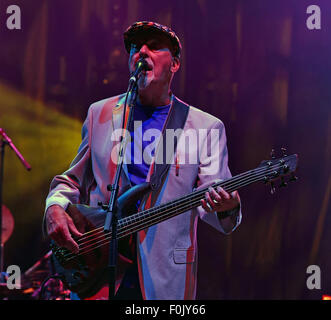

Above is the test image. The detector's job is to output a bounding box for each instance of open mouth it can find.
[145,64,153,71]
[141,65,153,76]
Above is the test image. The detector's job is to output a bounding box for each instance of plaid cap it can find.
[124,21,182,58]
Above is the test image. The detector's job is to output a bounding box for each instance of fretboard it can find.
[115,165,267,239]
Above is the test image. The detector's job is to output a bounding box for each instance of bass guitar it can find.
[50,152,298,299]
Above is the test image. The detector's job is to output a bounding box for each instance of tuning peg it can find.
[270,181,276,194]
[289,174,298,182]
[270,149,276,159]
[279,177,287,188]
[281,147,287,157]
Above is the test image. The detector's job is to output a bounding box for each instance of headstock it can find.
[258,148,298,194]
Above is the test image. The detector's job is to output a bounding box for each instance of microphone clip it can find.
[129,58,148,87]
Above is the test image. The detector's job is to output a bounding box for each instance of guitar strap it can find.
[149,96,190,191]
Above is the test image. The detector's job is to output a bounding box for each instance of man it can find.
[44,21,242,300]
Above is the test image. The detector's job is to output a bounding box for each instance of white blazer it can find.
[45,94,242,300]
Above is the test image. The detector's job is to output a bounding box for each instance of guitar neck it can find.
[115,165,266,239]
[55,154,296,267]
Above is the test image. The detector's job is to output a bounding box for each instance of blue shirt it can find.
[126,101,171,186]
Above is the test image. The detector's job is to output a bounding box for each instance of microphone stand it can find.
[0,128,31,281]
[103,75,139,300]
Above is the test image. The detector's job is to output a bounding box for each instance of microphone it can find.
[129,58,148,85]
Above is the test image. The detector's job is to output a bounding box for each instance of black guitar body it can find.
[48,154,298,299]
[50,182,151,299]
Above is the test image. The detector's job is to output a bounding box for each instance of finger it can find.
[67,216,83,238]
[51,228,71,250]
[46,209,80,254]
[205,191,217,211]
[47,221,67,246]
[201,199,213,212]
[216,186,231,200]
[231,190,239,200]
[59,225,80,254]
[208,187,222,202]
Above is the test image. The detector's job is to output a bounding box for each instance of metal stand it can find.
[0,139,7,278]
[103,81,139,300]
[0,129,31,281]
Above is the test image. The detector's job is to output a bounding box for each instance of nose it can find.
[138,44,150,58]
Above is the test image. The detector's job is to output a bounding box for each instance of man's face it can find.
[128,31,179,90]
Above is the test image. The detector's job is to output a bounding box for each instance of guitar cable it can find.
[38,273,64,300]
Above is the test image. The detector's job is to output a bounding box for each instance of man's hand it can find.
[201,186,240,213]
[45,205,83,254]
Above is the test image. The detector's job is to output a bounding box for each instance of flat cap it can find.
[124,21,182,58]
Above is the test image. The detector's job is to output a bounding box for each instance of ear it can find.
[170,57,180,73]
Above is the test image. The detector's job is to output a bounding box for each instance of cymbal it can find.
[1,205,14,243]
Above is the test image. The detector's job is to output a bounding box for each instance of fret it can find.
[57,154,298,268]
[116,168,267,237]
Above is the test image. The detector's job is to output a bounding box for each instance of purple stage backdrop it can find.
[0,0,330,300]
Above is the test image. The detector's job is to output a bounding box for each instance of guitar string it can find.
[74,160,285,245]
[70,161,280,249]
[63,171,270,262]
[61,162,288,262]
[76,168,271,251]
[62,161,287,260]
[73,163,263,243]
